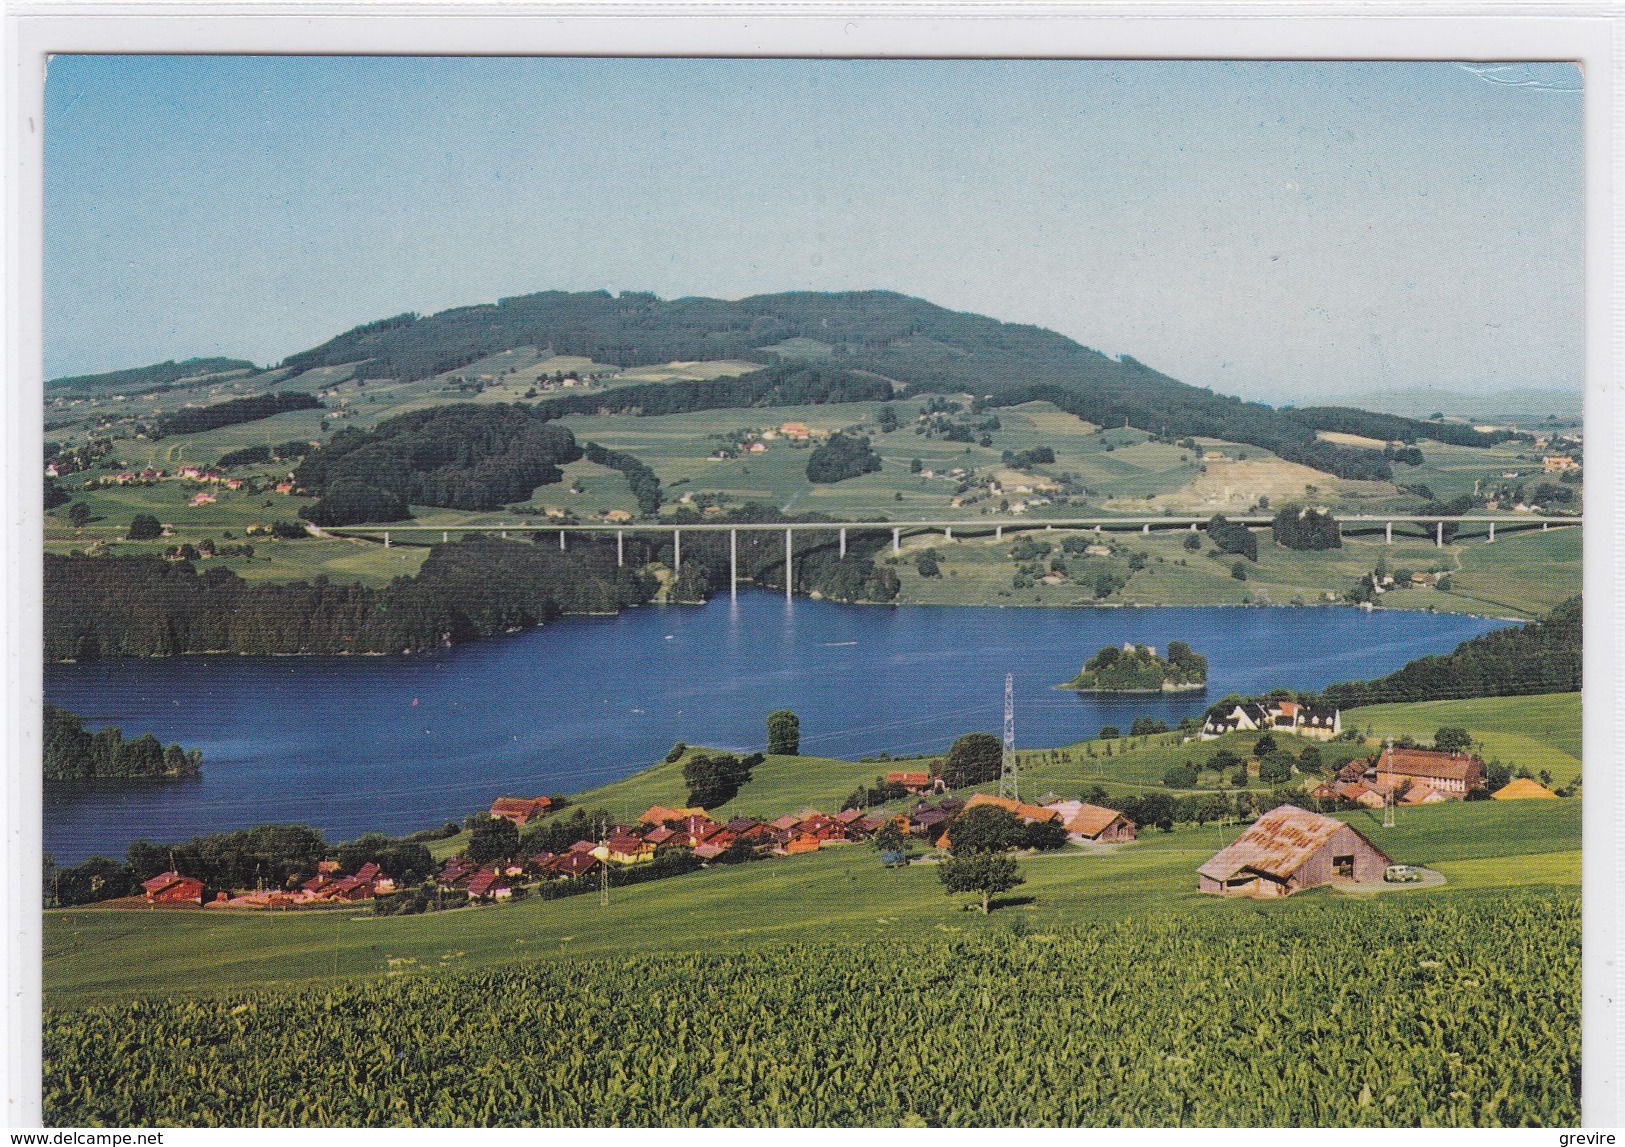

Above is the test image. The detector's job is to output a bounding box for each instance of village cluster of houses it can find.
[135,859,399,910]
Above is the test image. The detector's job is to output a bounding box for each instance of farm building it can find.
[1198,805,1391,898]
[1043,800,1137,842]
[1373,745,1485,798]
[141,871,204,904]
[489,795,553,826]
[637,804,706,826]
[1493,777,1560,801]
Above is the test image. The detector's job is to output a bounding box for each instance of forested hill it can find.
[1322,597,1581,708]
[271,289,1396,481]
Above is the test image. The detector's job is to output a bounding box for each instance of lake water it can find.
[43,595,1511,863]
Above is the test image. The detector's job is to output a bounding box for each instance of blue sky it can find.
[44,56,1582,401]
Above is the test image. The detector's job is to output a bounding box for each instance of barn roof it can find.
[1377,745,1483,782]
[1055,801,1132,838]
[1493,777,1560,801]
[1198,805,1385,882]
[141,870,192,893]
[964,792,1060,824]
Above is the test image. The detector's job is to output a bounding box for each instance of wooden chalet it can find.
[886,770,943,795]
[1043,800,1136,843]
[1333,781,1385,810]
[489,796,554,826]
[527,851,559,875]
[552,852,602,879]
[141,871,204,904]
[643,825,680,848]
[1373,745,1486,798]
[1198,805,1390,897]
[693,841,729,861]
[602,832,655,864]
[465,868,513,901]
[795,813,848,843]
[783,832,821,855]
[675,814,723,847]
[962,793,1060,824]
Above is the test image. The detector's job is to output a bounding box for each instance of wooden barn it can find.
[1198,805,1391,898]
[1373,745,1485,799]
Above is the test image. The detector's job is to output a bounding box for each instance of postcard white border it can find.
[3,3,1619,1133]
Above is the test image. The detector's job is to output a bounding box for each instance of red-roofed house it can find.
[886,771,943,795]
[643,825,680,848]
[465,868,512,902]
[552,852,602,880]
[141,871,204,904]
[489,796,553,826]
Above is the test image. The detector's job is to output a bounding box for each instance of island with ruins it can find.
[1061,641,1208,693]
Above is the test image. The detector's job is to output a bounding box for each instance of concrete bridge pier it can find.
[1142,523,1150,534]
[617,531,624,567]
[442,530,449,543]
[995,526,1003,541]
[1190,522,1198,531]
[501,529,508,539]
[559,530,566,551]
[384,531,390,549]
[729,529,738,598]
[1385,521,1392,545]
[785,528,794,600]
[944,526,953,541]
[839,527,846,558]
[892,527,900,554]
[1488,521,1495,542]
[674,529,681,570]
[1436,521,1444,547]
[1543,521,1550,532]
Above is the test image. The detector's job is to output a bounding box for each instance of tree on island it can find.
[766,710,800,756]
[1068,642,1206,692]
[936,731,1004,788]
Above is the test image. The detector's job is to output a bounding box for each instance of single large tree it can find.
[937,731,1004,788]
[946,805,1025,855]
[938,852,1024,914]
[766,709,800,756]
[127,513,161,540]
[1435,726,1473,754]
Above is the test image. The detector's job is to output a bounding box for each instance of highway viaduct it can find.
[314,513,1582,601]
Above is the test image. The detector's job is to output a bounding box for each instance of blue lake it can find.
[43,594,1511,864]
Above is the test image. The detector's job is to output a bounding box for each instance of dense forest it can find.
[1323,597,1581,707]
[46,357,255,397]
[581,442,662,516]
[531,361,893,420]
[267,289,1397,482]
[154,391,321,437]
[45,511,901,659]
[43,704,201,781]
[1282,406,1513,448]
[294,404,583,523]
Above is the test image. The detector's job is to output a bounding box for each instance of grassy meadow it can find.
[41,793,1579,1010]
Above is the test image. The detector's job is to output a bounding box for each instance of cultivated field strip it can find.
[44,889,1578,1127]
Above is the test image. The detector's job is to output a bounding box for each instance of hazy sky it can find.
[44,56,1583,401]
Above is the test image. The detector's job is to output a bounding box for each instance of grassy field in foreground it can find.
[44,889,1578,1127]
[1347,693,1581,786]
[42,795,1579,1009]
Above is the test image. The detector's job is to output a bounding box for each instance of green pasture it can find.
[1346,692,1582,786]
[41,793,1579,1009]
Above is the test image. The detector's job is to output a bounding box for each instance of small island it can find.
[1061,641,1208,693]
